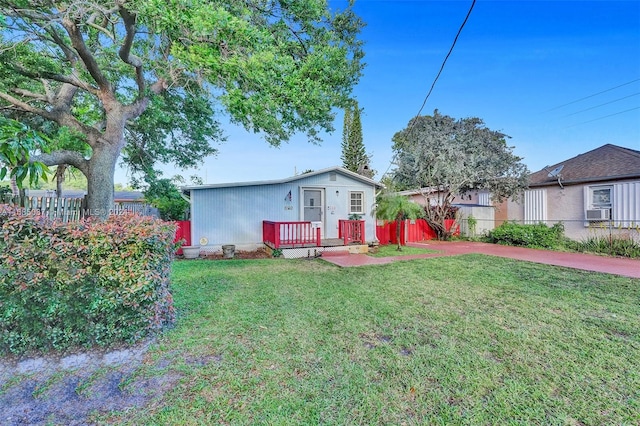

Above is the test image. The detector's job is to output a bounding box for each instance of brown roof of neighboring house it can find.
[529,144,640,187]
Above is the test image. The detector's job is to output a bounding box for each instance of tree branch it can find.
[0,90,102,145]
[61,16,112,96]
[11,88,48,102]
[118,6,145,98]
[11,63,98,95]
[31,150,89,176]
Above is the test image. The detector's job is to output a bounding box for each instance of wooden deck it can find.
[263,220,366,249]
[271,238,364,249]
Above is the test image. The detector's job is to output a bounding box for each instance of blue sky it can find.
[120,0,640,185]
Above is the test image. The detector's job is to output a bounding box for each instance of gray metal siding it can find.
[190,170,379,247]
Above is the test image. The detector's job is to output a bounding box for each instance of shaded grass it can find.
[107,255,640,425]
[367,244,439,257]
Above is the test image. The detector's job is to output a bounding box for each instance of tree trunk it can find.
[85,144,119,220]
[396,216,403,250]
[55,165,66,198]
[10,174,19,196]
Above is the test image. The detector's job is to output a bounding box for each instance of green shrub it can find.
[0,206,177,355]
[572,235,640,258]
[488,222,564,249]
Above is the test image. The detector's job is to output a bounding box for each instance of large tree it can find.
[340,100,372,177]
[0,0,364,218]
[392,110,529,239]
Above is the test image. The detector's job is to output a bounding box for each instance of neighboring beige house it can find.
[507,144,640,240]
[398,188,501,237]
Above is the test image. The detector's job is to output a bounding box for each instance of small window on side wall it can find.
[585,185,613,223]
[349,191,364,215]
[590,186,612,209]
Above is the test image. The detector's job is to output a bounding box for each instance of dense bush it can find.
[0,206,177,355]
[488,222,565,249]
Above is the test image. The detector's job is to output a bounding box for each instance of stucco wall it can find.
[456,205,495,237]
[507,179,640,240]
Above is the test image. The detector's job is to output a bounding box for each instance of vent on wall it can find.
[586,209,611,221]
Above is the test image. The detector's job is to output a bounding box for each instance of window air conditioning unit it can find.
[585,209,610,221]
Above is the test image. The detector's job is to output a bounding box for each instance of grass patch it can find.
[105,256,640,424]
[368,244,439,257]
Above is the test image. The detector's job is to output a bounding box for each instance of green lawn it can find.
[109,255,640,425]
[367,244,439,257]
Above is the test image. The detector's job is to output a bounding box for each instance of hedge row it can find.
[0,206,177,355]
[488,221,565,249]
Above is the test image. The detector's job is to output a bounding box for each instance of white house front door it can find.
[303,189,324,238]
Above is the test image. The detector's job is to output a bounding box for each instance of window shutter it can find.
[612,182,640,227]
[524,189,547,224]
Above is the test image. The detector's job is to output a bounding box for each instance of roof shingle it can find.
[529,144,640,187]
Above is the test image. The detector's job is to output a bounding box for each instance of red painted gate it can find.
[174,220,191,254]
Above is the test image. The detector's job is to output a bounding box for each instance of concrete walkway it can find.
[320,241,640,279]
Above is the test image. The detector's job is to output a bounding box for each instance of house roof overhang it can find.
[181,166,384,191]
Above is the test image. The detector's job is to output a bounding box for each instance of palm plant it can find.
[375,193,424,250]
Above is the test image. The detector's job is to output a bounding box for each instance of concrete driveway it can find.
[321,241,640,279]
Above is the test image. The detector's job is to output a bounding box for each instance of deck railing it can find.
[338,220,365,245]
[263,221,321,249]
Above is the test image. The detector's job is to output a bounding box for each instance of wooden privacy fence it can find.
[1,195,84,223]
[376,219,459,245]
[1,195,158,222]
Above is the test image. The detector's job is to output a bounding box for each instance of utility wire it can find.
[545,78,640,113]
[561,92,640,117]
[412,0,476,121]
[565,106,640,128]
[381,0,476,179]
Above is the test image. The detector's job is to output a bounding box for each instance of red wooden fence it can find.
[376,219,459,245]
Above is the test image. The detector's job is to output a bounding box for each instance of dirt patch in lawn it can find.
[0,340,182,425]
[200,247,273,260]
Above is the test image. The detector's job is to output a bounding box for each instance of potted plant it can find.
[181,245,201,259]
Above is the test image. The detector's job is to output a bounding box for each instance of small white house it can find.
[182,166,383,253]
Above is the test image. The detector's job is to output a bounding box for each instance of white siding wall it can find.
[612,182,640,226]
[478,192,491,206]
[190,170,378,251]
[524,189,547,224]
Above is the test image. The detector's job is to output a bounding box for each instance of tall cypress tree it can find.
[341,100,370,175]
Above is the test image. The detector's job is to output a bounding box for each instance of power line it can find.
[412,0,476,120]
[545,78,640,113]
[565,106,640,128]
[561,92,640,117]
[381,0,476,179]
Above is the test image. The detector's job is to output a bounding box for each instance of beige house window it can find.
[589,186,612,209]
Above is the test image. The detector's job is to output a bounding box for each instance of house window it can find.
[349,191,364,215]
[590,186,612,209]
[585,185,613,223]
